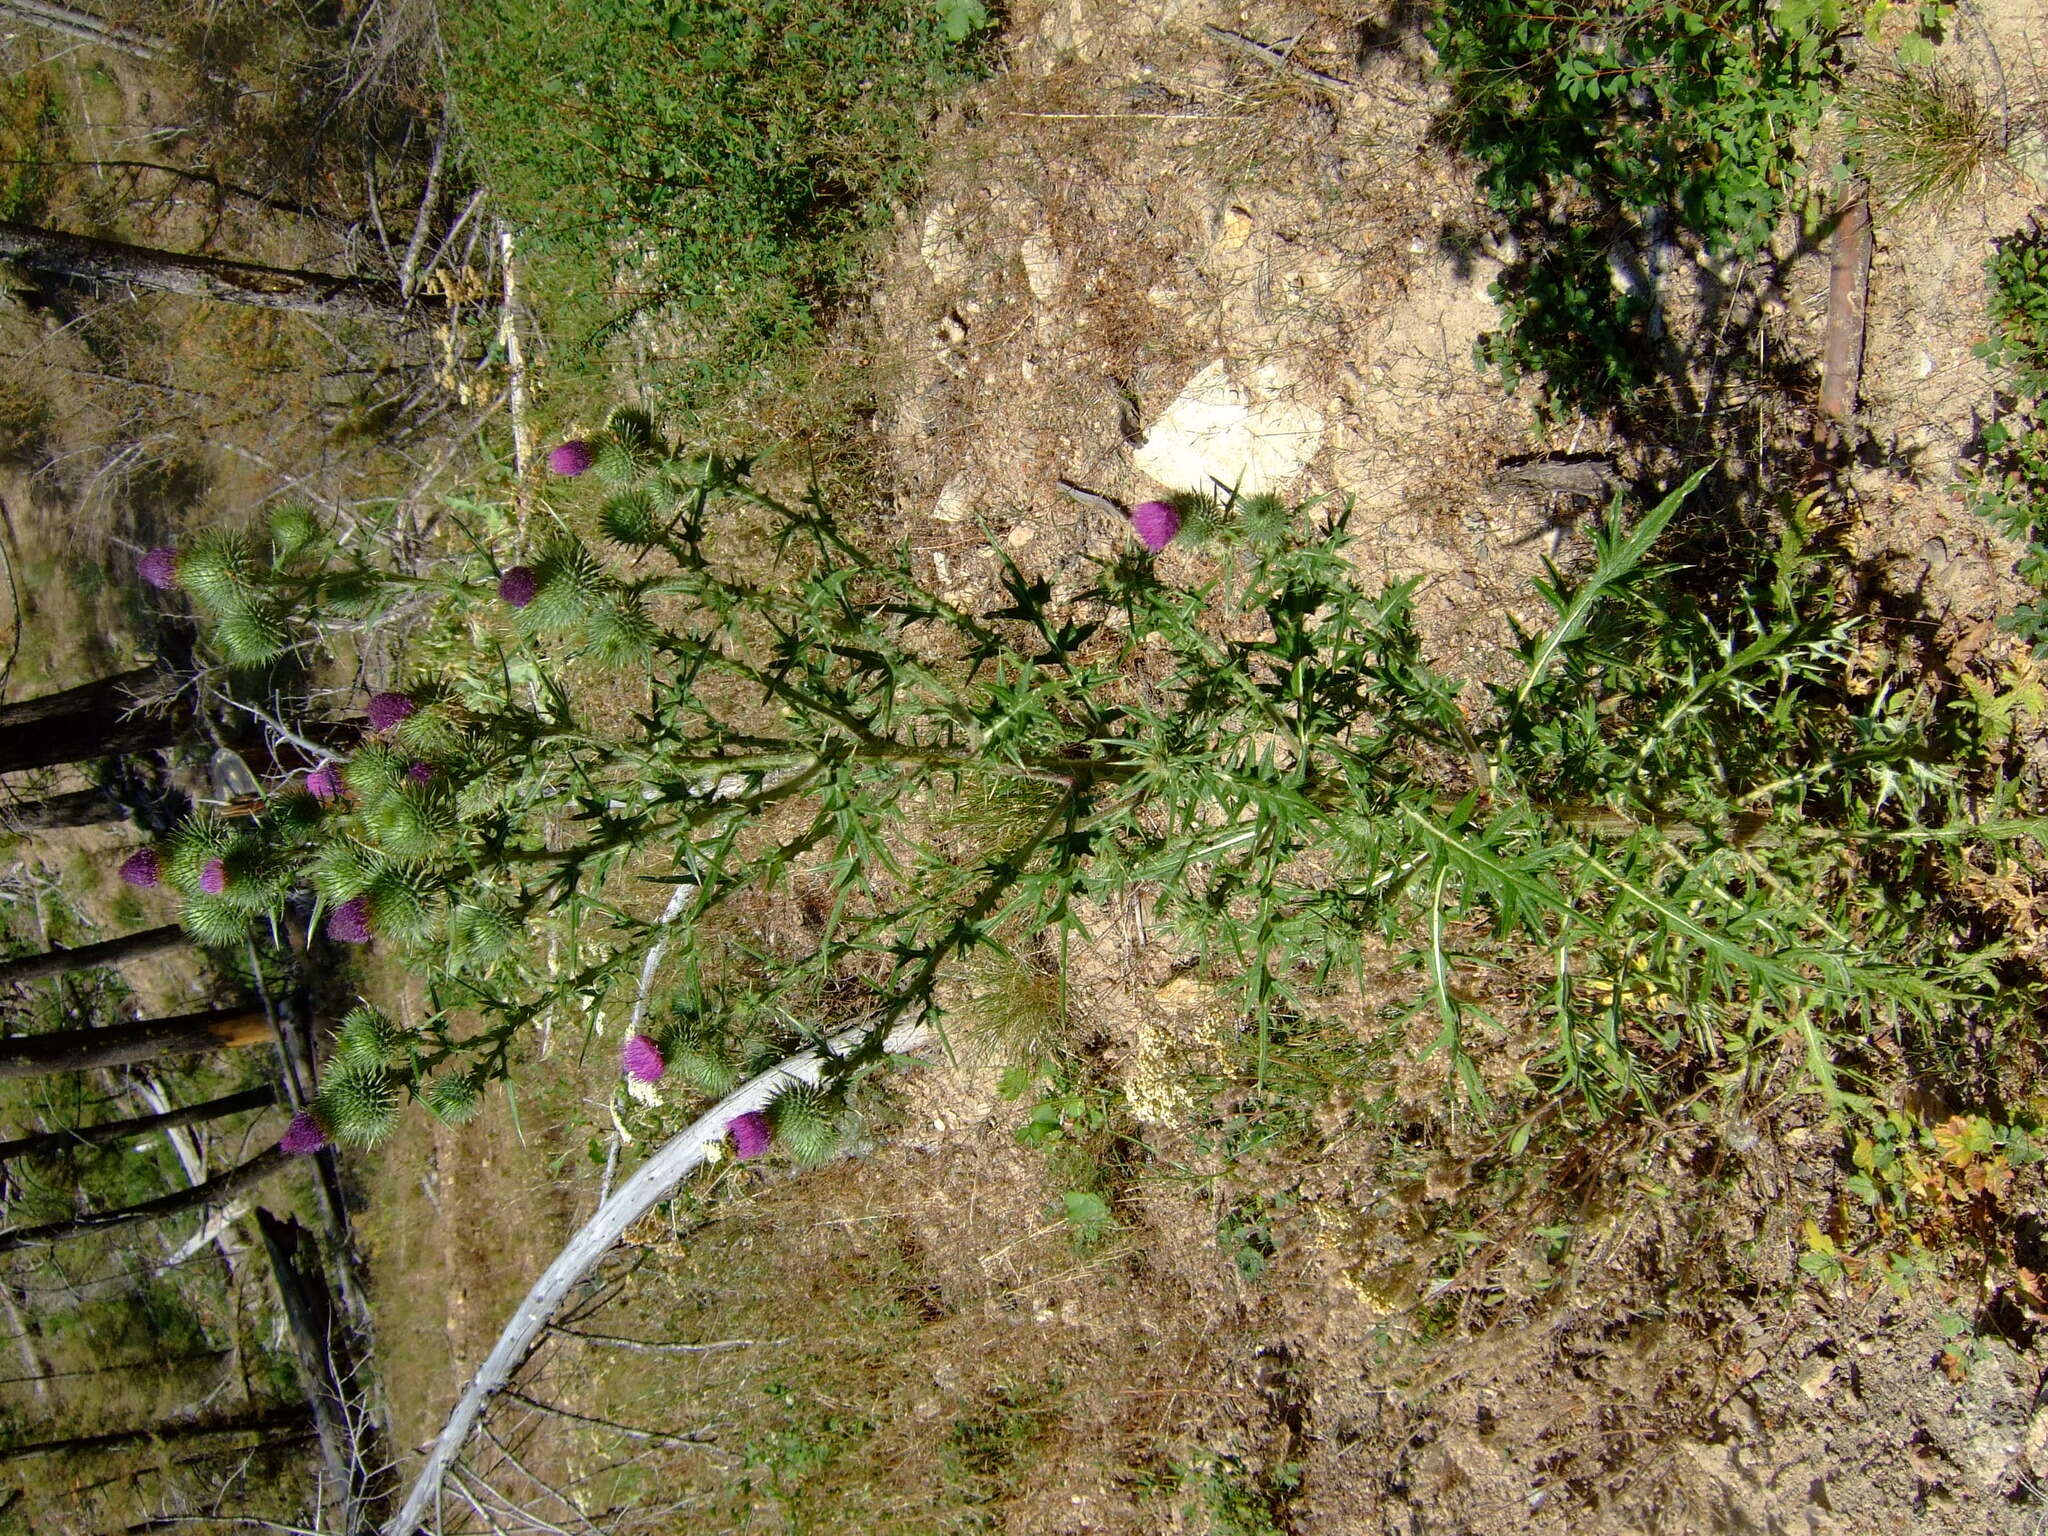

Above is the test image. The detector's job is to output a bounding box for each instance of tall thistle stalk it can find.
[135,417,2019,1149]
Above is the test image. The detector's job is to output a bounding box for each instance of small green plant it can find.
[1971,220,2048,647]
[1850,61,2006,215]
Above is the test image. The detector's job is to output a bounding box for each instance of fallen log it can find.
[383,1018,935,1536]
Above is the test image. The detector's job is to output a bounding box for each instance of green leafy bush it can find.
[1971,220,2048,647]
[1430,0,1843,417]
[444,0,987,417]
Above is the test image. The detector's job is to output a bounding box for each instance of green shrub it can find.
[1971,220,2048,646]
[444,0,989,420]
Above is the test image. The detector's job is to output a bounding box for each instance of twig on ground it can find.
[1202,24,1357,98]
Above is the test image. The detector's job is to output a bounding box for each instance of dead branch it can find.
[1202,24,1357,98]
[1818,189,1873,436]
[383,1018,935,1536]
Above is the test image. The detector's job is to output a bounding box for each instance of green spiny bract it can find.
[178,892,253,947]
[599,487,663,547]
[422,1073,481,1126]
[668,1041,739,1098]
[585,593,658,664]
[311,842,375,905]
[212,604,294,666]
[363,782,459,861]
[267,502,324,564]
[388,686,466,757]
[449,901,517,963]
[345,744,406,803]
[361,862,442,945]
[176,529,262,618]
[312,1057,403,1147]
[318,567,391,617]
[335,1004,408,1067]
[162,816,234,892]
[524,536,613,628]
[767,1083,838,1165]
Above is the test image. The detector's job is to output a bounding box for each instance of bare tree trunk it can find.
[0,1005,271,1079]
[0,1143,291,1254]
[0,669,188,777]
[1,786,121,830]
[0,924,188,989]
[0,1403,308,1463]
[0,1083,274,1165]
[0,220,440,323]
[0,0,167,60]
[255,1210,365,1525]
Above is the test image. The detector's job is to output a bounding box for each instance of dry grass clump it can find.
[1851,60,2011,215]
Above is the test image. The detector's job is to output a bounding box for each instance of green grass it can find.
[1972,220,2048,648]
[443,0,991,427]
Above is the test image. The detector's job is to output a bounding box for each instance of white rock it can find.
[1021,228,1064,302]
[932,474,976,524]
[1131,360,1325,497]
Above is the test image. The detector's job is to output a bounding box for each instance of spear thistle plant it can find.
[144,408,2027,1148]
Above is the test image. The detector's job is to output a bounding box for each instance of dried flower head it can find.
[1130,501,1181,553]
[366,692,416,732]
[279,1110,330,1156]
[137,547,179,590]
[621,1033,666,1084]
[548,439,595,477]
[304,765,345,801]
[729,1110,773,1159]
[119,848,161,888]
[498,565,539,608]
[328,897,374,944]
[199,858,228,895]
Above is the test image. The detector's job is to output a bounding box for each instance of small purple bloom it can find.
[304,765,345,801]
[137,546,179,590]
[498,565,539,608]
[366,692,416,732]
[729,1110,772,1159]
[328,897,373,945]
[119,848,161,888]
[1130,501,1181,554]
[547,439,595,477]
[621,1033,666,1084]
[279,1110,329,1156]
[199,859,228,895]
[406,761,435,785]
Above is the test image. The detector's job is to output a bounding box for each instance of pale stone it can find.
[932,474,976,524]
[1021,228,1064,303]
[1006,524,1036,549]
[920,201,968,288]
[1131,359,1325,496]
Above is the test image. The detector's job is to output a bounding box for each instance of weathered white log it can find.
[382,1017,934,1536]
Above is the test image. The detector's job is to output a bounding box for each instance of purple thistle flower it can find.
[137,546,179,591]
[406,761,436,785]
[304,765,345,801]
[1130,501,1181,554]
[119,848,161,888]
[621,1033,666,1084]
[498,565,539,608]
[366,692,416,732]
[547,439,595,477]
[328,897,373,945]
[199,858,228,895]
[279,1110,330,1156]
[729,1110,772,1159]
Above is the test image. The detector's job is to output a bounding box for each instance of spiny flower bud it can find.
[199,859,228,895]
[328,896,373,944]
[498,565,539,608]
[728,1110,772,1159]
[119,848,162,888]
[548,439,595,477]
[304,765,345,801]
[279,1110,330,1156]
[621,1033,666,1084]
[406,761,436,785]
[1130,501,1181,553]
[366,692,416,732]
[137,547,179,590]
